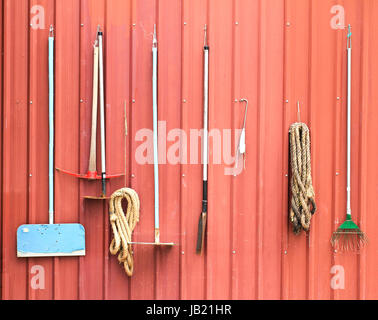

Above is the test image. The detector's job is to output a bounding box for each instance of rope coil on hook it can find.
[109,188,140,276]
[289,112,316,234]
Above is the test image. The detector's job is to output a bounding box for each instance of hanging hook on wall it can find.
[347,24,352,49]
[49,25,54,37]
[297,101,301,123]
[234,98,249,173]
[239,98,249,155]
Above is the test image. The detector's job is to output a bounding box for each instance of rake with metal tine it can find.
[331,25,368,251]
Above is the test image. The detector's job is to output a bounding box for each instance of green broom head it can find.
[331,214,368,251]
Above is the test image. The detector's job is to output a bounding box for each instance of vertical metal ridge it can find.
[357,0,370,300]
[281,0,290,301]
[307,0,315,300]
[153,0,158,301]
[229,0,236,300]
[204,0,210,300]
[176,0,184,300]
[127,0,135,301]
[256,0,266,299]
[26,0,32,301]
[78,0,83,301]
[102,0,107,301]
[0,0,4,300]
[178,0,187,300]
[331,0,343,301]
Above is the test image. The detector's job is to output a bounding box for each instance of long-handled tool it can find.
[56,27,123,199]
[331,25,368,251]
[17,26,85,257]
[130,25,174,246]
[196,25,209,255]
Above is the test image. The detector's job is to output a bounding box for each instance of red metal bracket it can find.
[56,168,124,180]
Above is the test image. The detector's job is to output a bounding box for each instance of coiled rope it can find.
[289,122,316,234]
[109,188,140,276]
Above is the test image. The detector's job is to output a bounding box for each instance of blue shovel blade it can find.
[17,224,86,258]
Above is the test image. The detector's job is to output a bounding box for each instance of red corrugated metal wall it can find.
[1,0,378,300]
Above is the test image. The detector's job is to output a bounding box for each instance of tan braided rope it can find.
[109,188,140,276]
[289,122,316,234]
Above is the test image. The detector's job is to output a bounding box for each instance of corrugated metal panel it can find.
[1,0,378,300]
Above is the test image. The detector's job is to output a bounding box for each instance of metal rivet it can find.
[131,174,135,178]
[81,24,84,27]
[232,250,236,254]
[284,250,288,255]
[29,174,32,177]
[30,101,33,104]
[184,22,187,26]
[336,172,340,176]
[285,174,288,177]
[286,22,291,26]
[183,99,187,103]
[235,22,239,25]
[133,23,136,27]
[285,99,289,103]
[132,99,136,103]
[181,251,185,255]
[80,99,84,103]
[182,174,185,177]
[337,97,340,100]
[334,249,337,253]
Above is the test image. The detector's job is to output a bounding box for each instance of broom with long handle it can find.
[196,25,209,255]
[331,25,368,251]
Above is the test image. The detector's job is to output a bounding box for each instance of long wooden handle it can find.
[196,212,207,255]
[89,45,99,173]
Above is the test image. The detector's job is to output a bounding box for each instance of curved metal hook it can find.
[49,25,54,37]
[240,98,249,129]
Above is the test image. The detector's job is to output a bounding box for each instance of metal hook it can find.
[49,25,54,37]
[153,24,157,47]
[204,24,208,47]
[297,101,301,122]
[347,24,352,49]
[240,98,249,129]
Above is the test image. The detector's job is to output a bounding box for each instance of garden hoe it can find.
[17,26,86,257]
[331,25,368,251]
[130,25,174,247]
[56,27,123,200]
[196,25,209,255]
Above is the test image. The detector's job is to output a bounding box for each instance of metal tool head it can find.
[17,224,85,257]
[331,218,368,251]
[129,241,175,247]
[83,195,110,200]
